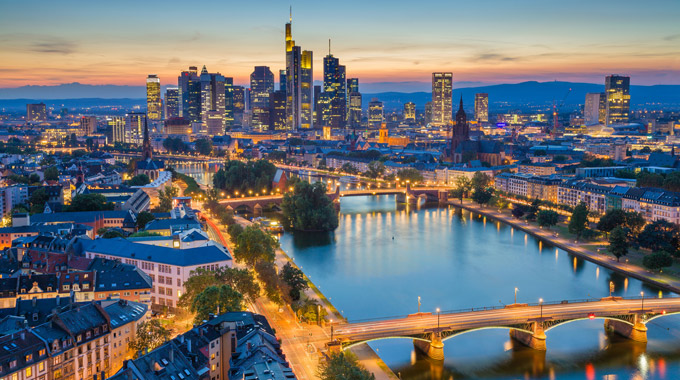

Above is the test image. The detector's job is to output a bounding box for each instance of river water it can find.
[279,195,680,380]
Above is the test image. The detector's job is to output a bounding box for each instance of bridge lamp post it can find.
[436,308,440,330]
[539,298,543,320]
[514,287,519,304]
[641,291,645,314]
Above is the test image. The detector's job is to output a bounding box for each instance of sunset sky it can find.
[1,0,679,89]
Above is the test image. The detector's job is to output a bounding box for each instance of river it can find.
[279,194,680,380]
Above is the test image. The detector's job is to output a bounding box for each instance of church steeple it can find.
[142,121,152,161]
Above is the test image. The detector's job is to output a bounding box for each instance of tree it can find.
[364,161,385,179]
[512,205,526,219]
[471,172,491,190]
[28,173,41,184]
[318,352,375,380]
[638,220,680,255]
[136,211,155,230]
[472,187,493,206]
[526,199,541,221]
[156,186,178,212]
[281,181,338,231]
[608,226,629,262]
[453,176,472,203]
[128,320,170,358]
[194,138,213,156]
[179,267,260,308]
[213,160,277,194]
[664,172,680,192]
[191,285,244,323]
[102,229,125,239]
[255,261,284,305]
[163,137,189,154]
[29,187,49,214]
[643,251,674,270]
[128,174,150,187]
[569,202,589,240]
[234,225,278,266]
[340,163,359,175]
[597,209,627,233]
[536,210,559,229]
[395,168,424,185]
[44,166,59,181]
[636,171,664,188]
[227,223,245,241]
[67,194,114,212]
[280,262,308,301]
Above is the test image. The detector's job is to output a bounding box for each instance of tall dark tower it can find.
[142,121,152,161]
[451,95,469,156]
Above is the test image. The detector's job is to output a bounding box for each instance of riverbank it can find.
[451,201,680,294]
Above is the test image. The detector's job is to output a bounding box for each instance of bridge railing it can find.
[342,295,680,324]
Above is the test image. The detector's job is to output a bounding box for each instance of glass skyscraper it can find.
[605,74,630,125]
[432,72,453,126]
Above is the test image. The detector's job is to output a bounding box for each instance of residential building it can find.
[26,103,47,122]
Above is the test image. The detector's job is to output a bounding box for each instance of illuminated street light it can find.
[514,287,519,304]
[641,291,645,313]
[436,307,440,330]
[539,298,543,320]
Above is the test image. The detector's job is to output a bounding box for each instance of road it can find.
[455,201,680,294]
[335,297,680,341]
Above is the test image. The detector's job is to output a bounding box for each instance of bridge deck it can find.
[334,297,680,341]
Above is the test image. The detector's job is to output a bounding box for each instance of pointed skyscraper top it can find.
[289,6,292,22]
[201,65,208,75]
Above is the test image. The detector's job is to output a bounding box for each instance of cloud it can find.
[664,34,680,41]
[30,38,77,54]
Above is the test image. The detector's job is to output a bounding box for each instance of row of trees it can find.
[213,160,277,194]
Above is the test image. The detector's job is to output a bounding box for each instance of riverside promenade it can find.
[451,201,680,294]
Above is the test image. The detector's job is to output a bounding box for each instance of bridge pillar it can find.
[225,205,234,216]
[253,204,263,217]
[604,315,647,343]
[413,332,444,361]
[510,322,547,351]
[396,192,407,204]
[438,190,449,205]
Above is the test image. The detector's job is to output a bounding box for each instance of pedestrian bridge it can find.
[331,296,680,360]
[218,184,451,215]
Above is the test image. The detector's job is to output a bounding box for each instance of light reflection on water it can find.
[279,195,680,380]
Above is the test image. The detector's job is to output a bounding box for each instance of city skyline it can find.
[1,0,679,89]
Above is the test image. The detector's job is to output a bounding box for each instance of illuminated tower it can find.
[368,98,384,126]
[404,102,416,123]
[285,10,301,130]
[146,75,162,121]
[178,66,200,123]
[200,66,227,135]
[584,93,601,125]
[250,66,275,130]
[164,87,179,120]
[474,93,488,122]
[432,72,452,126]
[323,44,347,129]
[605,74,630,126]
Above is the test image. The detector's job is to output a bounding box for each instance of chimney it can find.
[20,331,25,340]
[187,339,191,353]
[55,295,60,306]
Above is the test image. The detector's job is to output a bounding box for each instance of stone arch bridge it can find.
[331,296,680,360]
[218,184,450,216]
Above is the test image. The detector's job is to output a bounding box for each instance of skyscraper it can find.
[313,85,322,126]
[146,75,162,121]
[605,75,630,125]
[164,87,179,120]
[106,116,125,144]
[474,93,489,123]
[301,50,313,129]
[178,66,201,123]
[233,86,245,126]
[250,66,275,131]
[368,99,384,126]
[285,12,301,130]
[80,116,97,136]
[268,91,287,131]
[347,78,361,128]
[26,103,46,122]
[279,70,287,93]
[224,77,234,130]
[200,66,226,135]
[584,93,602,125]
[125,112,147,144]
[403,102,416,123]
[323,49,347,129]
[432,72,453,126]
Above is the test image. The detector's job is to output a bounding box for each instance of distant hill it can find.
[1,81,678,112]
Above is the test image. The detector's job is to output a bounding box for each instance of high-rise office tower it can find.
[285,12,301,130]
[605,75,630,125]
[268,91,287,131]
[301,50,313,129]
[80,116,97,136]
[424,101,433,125]
[347,78,359,94]
[313,85,322,127]
[584,93,602,125]
[164,87,179,120]
[125,112,147,144]
[250,66,275,130]
[146,75,162,121]
[26,103,46,122]
[323,49,347,129]
[279,70,287,93]
[474,93,489,122]
[598,92,607,124]
[178,66,201,123]
[368,99,384,126]
[404,102,416,123]
[224,77,234,130]
[199,66,227,135]
[106,116,126,144]
[432,72,453,126]
[349,92,362,128]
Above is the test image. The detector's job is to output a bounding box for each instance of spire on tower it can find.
[201,65,208,75]
[458,94,464,111]
[329,39,331,55]
[142,121,152,161]
[289,6,292,22]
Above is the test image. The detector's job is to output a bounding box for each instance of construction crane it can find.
[552,88,572,135]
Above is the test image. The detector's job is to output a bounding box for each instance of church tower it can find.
[142,120,152,161]
[451,95,469,156]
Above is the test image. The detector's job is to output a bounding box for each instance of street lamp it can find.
[330,319,334,341]
[641,291,645,314]
[514,287,519,304]
[539,298,543,320]
[436,308,440,330]
[418,296,421,313]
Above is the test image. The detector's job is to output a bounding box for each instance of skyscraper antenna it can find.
[289,6,292,22]
[329,39,331,55]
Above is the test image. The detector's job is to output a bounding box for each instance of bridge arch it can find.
[442,326,534,342]
[644,311,680,324]
[543,316,634,333]
[234,204,253,214]
[342,336,432,351]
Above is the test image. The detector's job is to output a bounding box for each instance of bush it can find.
[643,251,673,270]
